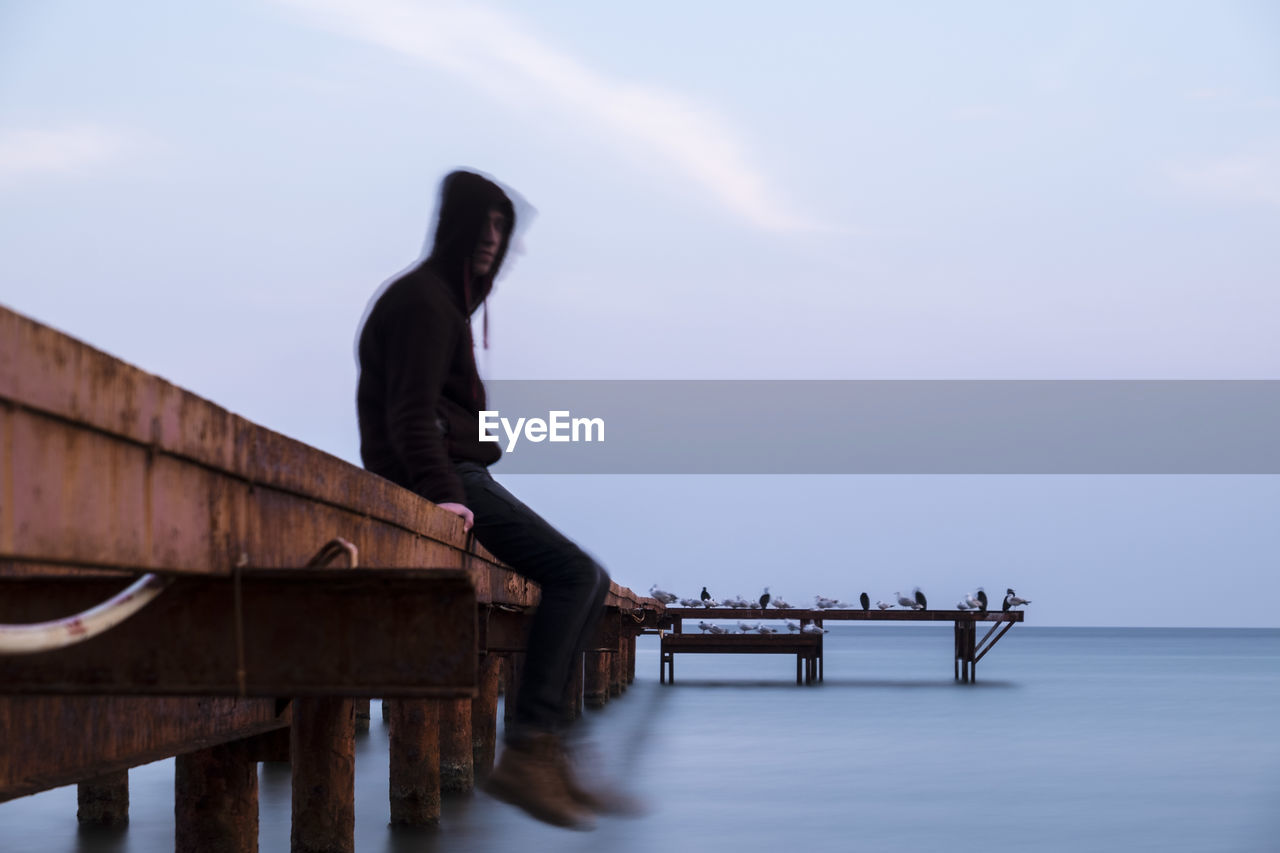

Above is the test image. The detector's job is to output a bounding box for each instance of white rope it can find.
[0,573,170,655]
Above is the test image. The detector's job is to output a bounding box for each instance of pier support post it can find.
[387,699,441,826]
[353,699,371,733]
[563,651,584,723]
[291,698,355,853]
[610,639,623,697]
[175,739,258,853]
[502,653,522,728]
[627,633,637,684]
[584,651,611,708]
[472,654,501,782]
[77,770,129,827]
[440,698,473,793]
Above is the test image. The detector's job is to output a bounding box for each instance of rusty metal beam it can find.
[0,695,287,802]
[0,570,476,696]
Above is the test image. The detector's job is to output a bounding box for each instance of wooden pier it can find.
[0,305,663,850]
[660,607,1023,684]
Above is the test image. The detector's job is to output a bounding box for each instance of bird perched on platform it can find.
[772,597,792,609]
[701,598,719,609]
[1003,589,1031,610]
[759,587,771,610]
[876,599,893,610]
[738,621,760,633]
[976,588,988,611]
[896,591,923,610]
[723,595,750,609]
[678,598,702,608]
[758,625,778,635]
[956,598,971,610]
[697,620,714,633]
[650,585,678,605]
[964,591,984,611]
[701,586,711,602]
[859,592,870,611]
[914,588,928,610]
[814,595,839,610]
[707,625,730,634]
[785,620,800,632]
[801,623,829,635]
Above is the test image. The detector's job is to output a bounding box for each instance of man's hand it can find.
[437,502,474,532]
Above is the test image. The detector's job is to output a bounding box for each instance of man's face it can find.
[472,208,508,277]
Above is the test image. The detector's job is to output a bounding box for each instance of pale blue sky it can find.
[2,1,1277,625]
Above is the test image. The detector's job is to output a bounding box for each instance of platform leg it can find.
[78,770,129,828]
[291,697,355,853]
[473,654,501,781]
[175,739,258,852]
[388,699,441,826]
[440,698,473,793]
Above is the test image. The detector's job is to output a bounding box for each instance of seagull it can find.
[707,625,730,635]
[785,620,801,632]
[859,592,870,611]
[976,588,988,611]
[650,585,678,605]
[895,591,922,610]
[1004,588,1031,609]
[697,620,714,633]
[678,598,702,608]
[801,623,829,635]
[700,586,711,602]
[759,587,771,610]
[964,591,984,611]
[738,621,761,633]
[758,625,778,635]
[956,599,971,611]
[772,597,792,609]
[914,588,928,610]
[876,599,893,610]
[702,598,719,609]
[815,596,838,610]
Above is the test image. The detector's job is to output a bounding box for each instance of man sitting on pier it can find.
[356,169,625,829]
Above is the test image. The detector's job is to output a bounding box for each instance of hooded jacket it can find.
[356,171,517,504]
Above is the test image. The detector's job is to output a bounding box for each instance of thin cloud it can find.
[1169,150,1280,208]
[274,0,840,234]
[0,125,129,184]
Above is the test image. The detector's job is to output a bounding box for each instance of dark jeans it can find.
[453,461,610,740]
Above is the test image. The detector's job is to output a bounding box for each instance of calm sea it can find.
[4,626,1278,853]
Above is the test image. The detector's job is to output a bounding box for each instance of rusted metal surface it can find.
[353,698,371,733]
[387,699,441,826]
[626,634,637,684]
[291,698,355,853]
[439,697,473,793]
[0,696,287,801]
[471,653,500,781]
[564,651,583,723]
[175,738,259,853]
[0,571,477,696]
[77,770,129,827]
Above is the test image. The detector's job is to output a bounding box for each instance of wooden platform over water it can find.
[661,607,1024,684]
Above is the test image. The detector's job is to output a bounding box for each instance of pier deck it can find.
[661,607,1024,684]
[0,305,663,848]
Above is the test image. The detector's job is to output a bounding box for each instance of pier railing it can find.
[0,304,663,849]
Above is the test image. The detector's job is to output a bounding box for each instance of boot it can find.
[482,733,594,830]
[554,740,646,817]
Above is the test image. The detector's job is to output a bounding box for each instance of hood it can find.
[423,170,518,315]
